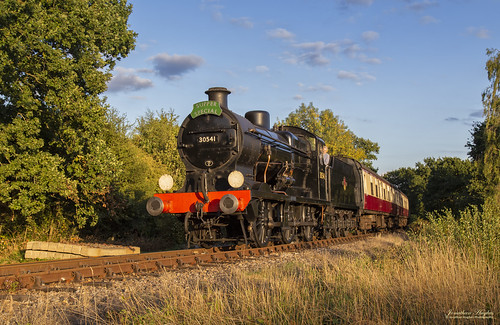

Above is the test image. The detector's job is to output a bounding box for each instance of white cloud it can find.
[359,54,382,64]
[200,1,224,21]
[337,70,376,84]
[469,110,483,118]
[255,65,270,73]
[362,31,379,42]
[339,0,373,7]
[230,17,253,29]
[466,27,491,39]
[299,82,335,92]
[293,94,304,101]
[338,70,359,81]
[288,41,340,66]
[407,0,438,12]
[282,52,299,65]
[364,73,376,81]
[107,67,153,93]
[294,41,340,53]
[445,109,485,125]
[267,28,295,40]
[283,38,380,67]
[149,53,204,80]
[299,52,331,66]
[137,40,158,51]
[420,15,439,24]
[342,42,363,59]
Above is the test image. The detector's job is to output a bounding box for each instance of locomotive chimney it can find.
[205,87,231,109]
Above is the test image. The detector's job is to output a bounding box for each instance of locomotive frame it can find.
[147,87,408,247]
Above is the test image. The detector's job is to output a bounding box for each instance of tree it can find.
[423,158,479,214]
[385,157,484,218]
[466,121,486,162]
[353,137,380,172]
[0,116,72,222]
[126,109,186,245]
[385,165,428,217]
[465,120,491,201]
[133,109,186,190]
[278,103,379,168]
[481,48,500,203]
[0,0,136,229]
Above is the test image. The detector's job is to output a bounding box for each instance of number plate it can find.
[197,135,219,143]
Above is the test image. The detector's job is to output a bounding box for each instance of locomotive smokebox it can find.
[205,87,231,109]
[245,110,270,129]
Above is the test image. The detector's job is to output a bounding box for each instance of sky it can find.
[103,0,500,174]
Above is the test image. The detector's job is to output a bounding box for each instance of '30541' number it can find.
[198,136,218,143]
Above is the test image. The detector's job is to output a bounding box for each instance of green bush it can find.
[415,199,499,265]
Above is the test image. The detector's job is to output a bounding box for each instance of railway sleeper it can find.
[1,233,383,291]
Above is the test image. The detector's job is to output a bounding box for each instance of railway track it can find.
[0,233,376,291]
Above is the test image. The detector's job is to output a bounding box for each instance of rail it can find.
[0,233,376,291]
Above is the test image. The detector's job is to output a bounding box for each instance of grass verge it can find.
[1,230,496,324]
[1,202,497,324]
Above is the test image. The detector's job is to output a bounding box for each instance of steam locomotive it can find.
[147,87,408,247]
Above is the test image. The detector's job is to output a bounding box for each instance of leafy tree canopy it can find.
[481,48,500,203]
[466,121,486,162]
[277,103,380,170]
[385,157,484,217]
[0,0,136,229]
[132,109,186,190]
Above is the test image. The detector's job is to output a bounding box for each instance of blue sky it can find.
[104,0,499,174]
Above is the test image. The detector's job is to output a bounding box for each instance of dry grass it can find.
[1,232,496,324]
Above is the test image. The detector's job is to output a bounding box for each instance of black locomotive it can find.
[147,87,408,247]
